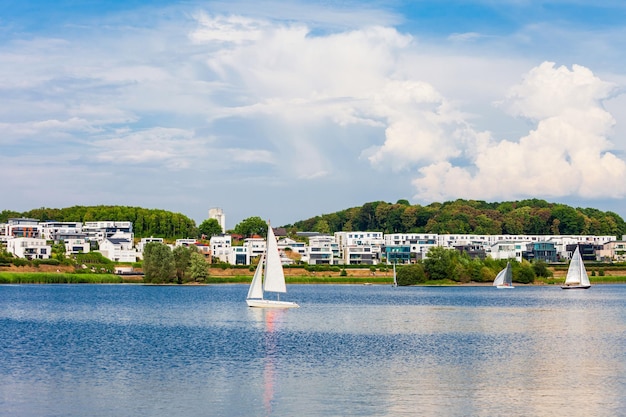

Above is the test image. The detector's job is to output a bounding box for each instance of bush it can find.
[397,263,426,285]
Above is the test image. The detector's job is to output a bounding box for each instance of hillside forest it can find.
[1,199,625,240]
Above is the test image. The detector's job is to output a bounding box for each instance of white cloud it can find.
[411,62,626,201]
[91,127,207,170]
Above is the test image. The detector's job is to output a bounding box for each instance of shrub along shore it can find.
[2,271,626,285]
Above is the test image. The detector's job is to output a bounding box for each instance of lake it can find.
[1,284,625,417]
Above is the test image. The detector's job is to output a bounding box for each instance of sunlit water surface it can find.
[1,284,625,417]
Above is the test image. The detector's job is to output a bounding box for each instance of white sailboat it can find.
[392,263,398,287]
[493,261,514,289]
[561,246,591,289]
[246,222,299,308]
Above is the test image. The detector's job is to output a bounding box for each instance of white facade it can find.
[488,241,528,262]
[210,235,232,263]
[244,237,266,259]
[385,233,438,260]
[98,236,137,263]
[277,238,307,260]
[175,238,197,247]
[64,238,90,255]
[136,237,164,254]
[598,241,626,262]
[83,221,133,242]
[307,235,338,265]
[228,246,249,265]
[334,231,384,265]
[40,221,83,242]
[6,237,51,259]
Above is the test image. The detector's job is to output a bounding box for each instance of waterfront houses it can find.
[1,217,625,265]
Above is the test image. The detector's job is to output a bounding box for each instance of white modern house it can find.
[83,221,133,242]
[97,233,137,263]
[244,237,266,259]
[6,237,51,260]
[210,235,232,263]
[40,221,83,242]
[307,235,338,265]
[334,231,384,265]
[64,238,90,255]
[136,237,164,255]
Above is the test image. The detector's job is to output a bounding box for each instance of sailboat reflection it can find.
[248,308,284,416]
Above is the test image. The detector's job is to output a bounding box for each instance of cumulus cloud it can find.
[411,62,626,200]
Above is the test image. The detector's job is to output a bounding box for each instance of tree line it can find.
[3,199,625,241]
[0,205,199,240]
[395,246,552,286]
[289,199,626,238]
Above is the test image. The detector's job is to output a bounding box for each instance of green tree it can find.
[234,216,267,237]
[423,246,457,281]
[198,218,223,239]
[143,242,175,284]
[173,245,195,284]
[396,263,426,285]
[189,252,209,282]
[515,261,536,284]
[314,219,331,234]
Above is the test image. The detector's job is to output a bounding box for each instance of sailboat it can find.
[246,222,299,308]
[392,262,398,287]
[561,246,591,289]
[493,261,514,289]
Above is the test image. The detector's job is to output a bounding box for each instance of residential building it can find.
[228,246,249,265]
[83,221,133,242]
[524,242,557,262]
[6,237,51,260]
[598,241,626,262]
[64,238,90,255]
[98,233,137,263]
[210,235,232,263]
[307,235,339,265]
[40,221,83,242]
[136,237,164,253]
[244,237,266,259]
[5,218,41,239]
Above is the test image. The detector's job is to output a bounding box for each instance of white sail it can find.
[493,262,513,287]
[564,247,590,286]
[247,254,265,300]
[262,225,287,294]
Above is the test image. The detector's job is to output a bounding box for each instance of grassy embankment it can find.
[2,264,626,285]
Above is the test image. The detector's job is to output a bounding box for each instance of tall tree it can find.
[189,252,209,282]
[198,218,223,239]
[234,216,267,237]
[172,245,195,284]
[143,242,175,284]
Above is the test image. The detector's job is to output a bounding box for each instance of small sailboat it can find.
[246,222,299,308]
[392,263,398,287]
[493,261,514,289]
[561,246,591,289]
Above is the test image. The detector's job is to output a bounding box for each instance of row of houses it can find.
[2,218,626,265]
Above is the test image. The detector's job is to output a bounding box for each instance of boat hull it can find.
[246,299,299,308]
[561,285,591,289]
[496,285,515,289]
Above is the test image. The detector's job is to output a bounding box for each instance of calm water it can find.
[1,284,626,417]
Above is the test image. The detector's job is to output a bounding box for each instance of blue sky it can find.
[2,0,626,229]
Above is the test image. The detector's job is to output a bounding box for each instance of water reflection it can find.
[1,285,626,416]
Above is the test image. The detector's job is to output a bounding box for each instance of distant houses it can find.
[1,216,625,265]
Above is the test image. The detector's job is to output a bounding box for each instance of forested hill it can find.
[0,206,196,239]
[289,199,626,238]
